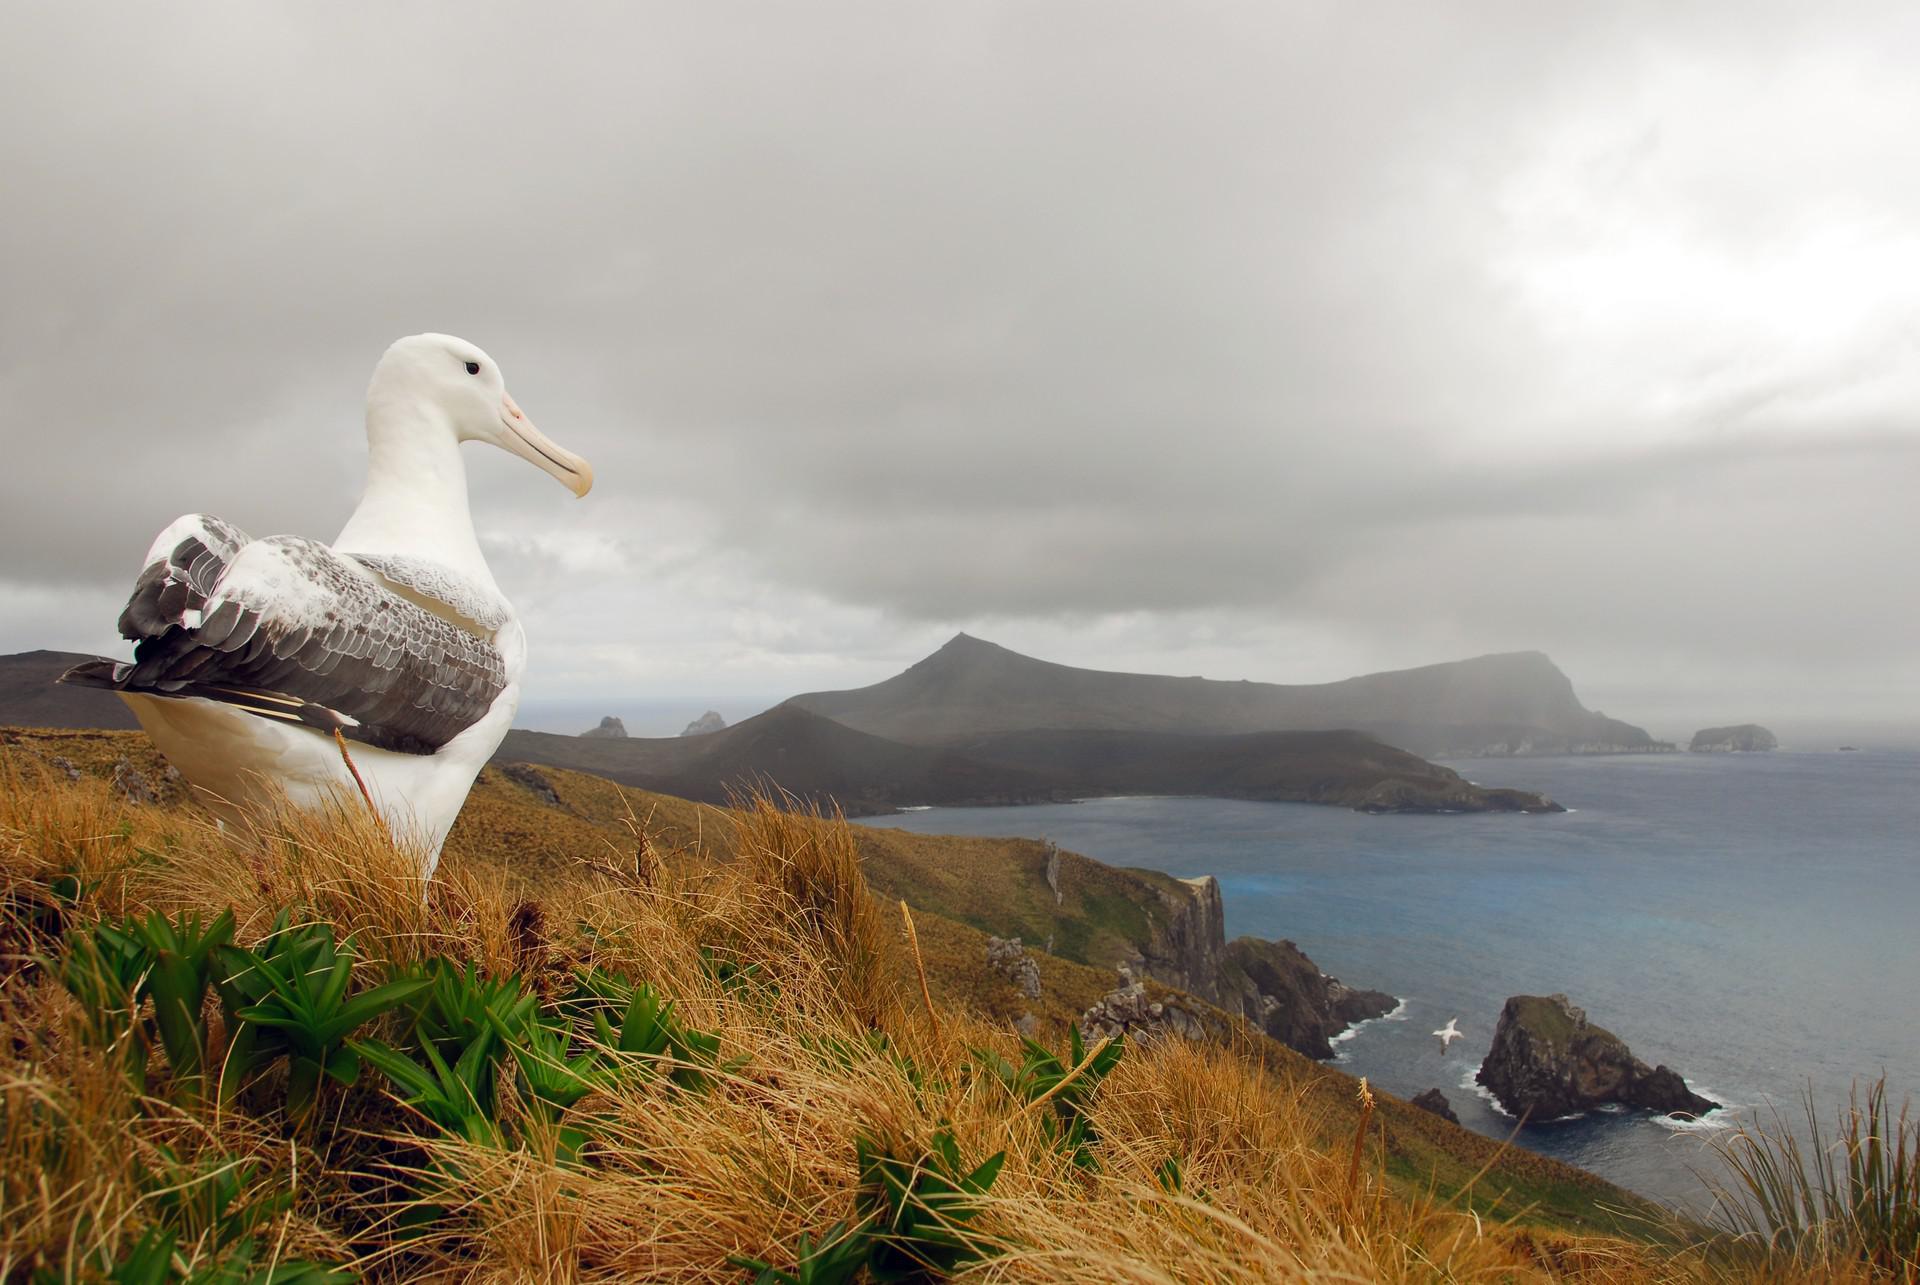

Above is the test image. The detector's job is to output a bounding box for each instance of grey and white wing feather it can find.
[64,514,507,755]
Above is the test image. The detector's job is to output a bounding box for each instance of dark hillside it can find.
[0,650,139,731]
[790,633,1666,755]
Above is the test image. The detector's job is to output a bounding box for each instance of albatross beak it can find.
[498,391,593,497]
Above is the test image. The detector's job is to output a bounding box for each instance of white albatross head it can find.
[367,333,594,498]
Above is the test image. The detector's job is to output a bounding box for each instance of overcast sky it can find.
[4,2,1916,741]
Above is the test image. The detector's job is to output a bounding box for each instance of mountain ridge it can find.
[789,633,1668,757]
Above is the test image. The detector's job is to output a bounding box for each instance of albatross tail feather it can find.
[57,658,129,689]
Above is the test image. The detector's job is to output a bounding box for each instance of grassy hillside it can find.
[0,727,1868,1281]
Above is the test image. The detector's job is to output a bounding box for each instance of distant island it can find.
[790,633,1672,758]
[579,715,628,739]
[1689,724,1778,753]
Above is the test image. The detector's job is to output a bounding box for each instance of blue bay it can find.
[857,749,1920,1209]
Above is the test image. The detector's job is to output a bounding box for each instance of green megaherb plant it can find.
[357,962,608,1151]
[129,908,234,1094]
[40,1145,350,1285]
[58,916,154,1081]
[855,1127,1005,1281]
[728,1220,871,1285]
[352,1030,505,1146]
[213,912,429,1121]
[88,1225,349,1285]
[571,969,724,1092]
[390,958,539,1117]
[977,1027,1124,1170]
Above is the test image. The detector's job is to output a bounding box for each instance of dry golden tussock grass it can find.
[0,753,1884,1282]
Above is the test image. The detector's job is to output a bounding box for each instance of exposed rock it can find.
[1476,994,1718,1121]
[681,710,728,737]
[500,762,561,807]
[1411,1089,1460,1124]
[1354,777,1564,814]
[1218,936,1397,1059]
[1013,1012,1038,1038]
[1043,840,1062,905]
[1109,871,1395,1061]
[110,757,154,805]
[580,716,628,739]
[1124,874,1229,1002]
[1079,969,1208,1044]
[985,936,1042,1000]
[1689,724,1778,753]
[48,756,81,783]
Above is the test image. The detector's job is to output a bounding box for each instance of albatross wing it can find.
[63,514,507,755]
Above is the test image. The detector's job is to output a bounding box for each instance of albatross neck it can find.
[334,403,498,590]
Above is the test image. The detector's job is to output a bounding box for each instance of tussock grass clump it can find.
[1706,1078,1919,1278]
[0,744,1895,1282]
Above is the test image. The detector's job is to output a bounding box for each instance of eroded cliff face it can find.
[1125,874,1229,1002]
[1217,936,1397,1059]
[1117,874,1395,1059]
[1475,994,1717,1120]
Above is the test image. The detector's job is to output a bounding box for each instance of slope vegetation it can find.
[0,724,1732,1270]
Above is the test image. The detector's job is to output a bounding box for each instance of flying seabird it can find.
[1433,1017,1463,1054]
[61,334,592,878]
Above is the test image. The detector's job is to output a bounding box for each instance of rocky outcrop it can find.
[1476,994,1717,1121]
[580,716,628,740]
[111,757,156,805]
[681,710,727,737]
[1689,724,1777,753]
[500,762,562,807]
[985,936,1041,1000]
[1218,936,1397,1058]
[1079,967,1210,1043]
[1412,1089,1459,1124]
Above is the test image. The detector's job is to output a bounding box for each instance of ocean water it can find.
[856,750,1920,1209]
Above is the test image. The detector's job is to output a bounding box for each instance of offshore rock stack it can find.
[1476,994,1717,1121]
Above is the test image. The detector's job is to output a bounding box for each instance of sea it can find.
[856,749,1920,1210]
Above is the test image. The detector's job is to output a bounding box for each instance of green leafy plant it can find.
[352,1032,504,1146]
[58,916,154,1081]
[509,1019,606,1162]
[398,959,538,1113]
[130,908,234,1094]
[93,1226,350,1285]
[572,969,724,1092]
[855,1127,1005,1280]
[213,913,429,1121]
[41,1146,351,1285]
[978,1028,1124,1170]
[729,1220,871,1285]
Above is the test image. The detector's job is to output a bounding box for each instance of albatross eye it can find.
[465,361,481,375]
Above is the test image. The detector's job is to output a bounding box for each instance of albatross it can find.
[61,334,592,878]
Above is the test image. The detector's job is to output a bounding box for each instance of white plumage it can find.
[1433,1017,1463,1054]
[63,334,593,878]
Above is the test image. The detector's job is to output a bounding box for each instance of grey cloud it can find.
[2,2,1916,734]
